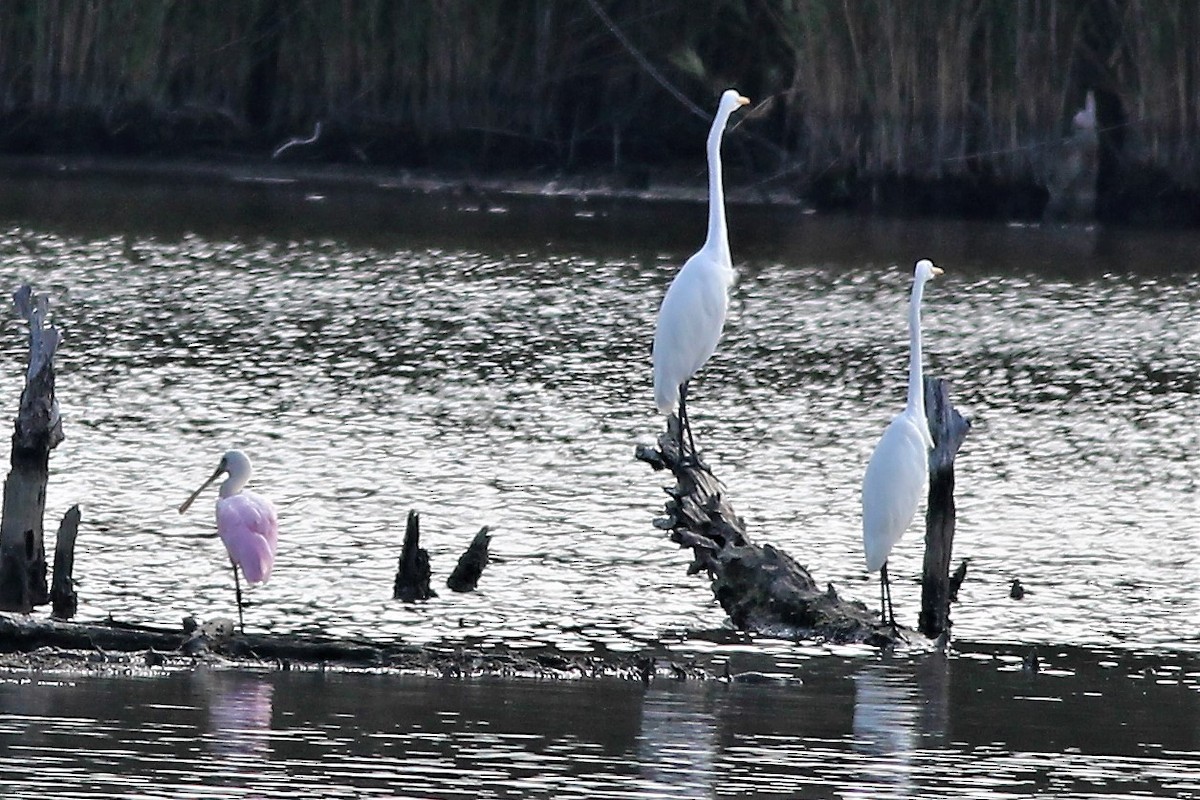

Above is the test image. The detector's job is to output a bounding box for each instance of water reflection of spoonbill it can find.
[179,449,279,633]
[652,89,749,459]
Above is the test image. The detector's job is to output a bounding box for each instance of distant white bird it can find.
[179,449,279,633]
[652,89,750,458]
[861,259,943,627]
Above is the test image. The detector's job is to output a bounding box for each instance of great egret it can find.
[861,259,943,628]
[652,88,749,459]
[179,449,279,633]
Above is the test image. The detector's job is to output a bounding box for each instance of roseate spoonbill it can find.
[861,259,943,628]
[179,449,278,633]
[652,89,749,459]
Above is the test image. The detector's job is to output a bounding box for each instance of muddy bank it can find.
[1,152,1197,228]
[0,615,715,681]
[0,153,803,211]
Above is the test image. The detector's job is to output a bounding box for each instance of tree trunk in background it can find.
[0,287,64,612]
[245,0,283,133]
[1074,0,1128,214]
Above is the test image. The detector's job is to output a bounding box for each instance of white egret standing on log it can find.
[179,449,279,633]
[861,259,943,628]
[652,89,750,459]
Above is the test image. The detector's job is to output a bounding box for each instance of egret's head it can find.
[719,89,751,117]
[915,259,943,283]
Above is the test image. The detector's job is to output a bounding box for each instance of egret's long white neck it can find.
[905,278,927,417]
[704,109,734,255]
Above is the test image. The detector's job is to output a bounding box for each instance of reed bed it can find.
[0,1,1195,205]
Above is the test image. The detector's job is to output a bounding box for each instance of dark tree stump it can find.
[636,417,893,646]
[393,510,436,601]
[447,526,490,593]
[50,505,81,620]
[918,378,971,638]
[0,287,64,612]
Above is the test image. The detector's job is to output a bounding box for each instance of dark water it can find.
[1,646,1197,798]
[0,173,1198,796]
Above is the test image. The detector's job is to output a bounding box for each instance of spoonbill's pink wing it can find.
[215,491,279,584]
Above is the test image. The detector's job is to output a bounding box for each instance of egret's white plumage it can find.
[652,89,749,453]
[861,259,943,625]
[180,449,279,632]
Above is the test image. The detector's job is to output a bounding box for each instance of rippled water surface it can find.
[1,174,1200,797]
[1,175,1195,654]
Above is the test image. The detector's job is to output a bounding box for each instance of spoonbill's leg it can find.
[231,562,245,634]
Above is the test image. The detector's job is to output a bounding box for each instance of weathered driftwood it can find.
[636,417,893,646]
[447,526,490,593]
[0,287,65,612]
[0,615,412,665]
[918,378,971,638]
[50,505,81,620]
[394,510,436,601]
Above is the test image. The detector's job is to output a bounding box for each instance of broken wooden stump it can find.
[636,416,892,646]
[394,510,436,601]
[447,526,490,593]
[50,505,81,620]
[0,286,65,612]
[918,377,971,639]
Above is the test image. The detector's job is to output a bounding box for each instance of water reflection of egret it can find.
[849,665,919,798]
[636,686,718,798]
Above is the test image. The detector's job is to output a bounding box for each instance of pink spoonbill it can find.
[179,449,279,633]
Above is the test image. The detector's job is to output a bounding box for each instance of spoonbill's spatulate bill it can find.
[652,88,749,459]
[861,259,943,628]
[179,449,279,633]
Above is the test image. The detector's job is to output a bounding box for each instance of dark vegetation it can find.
[0,1,1196,224]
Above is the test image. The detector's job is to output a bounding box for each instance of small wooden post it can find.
[0,286,64,612]
[393,510,436,601]
[50,505,81,620]
[446,526,490,593]
[919,377,970,638]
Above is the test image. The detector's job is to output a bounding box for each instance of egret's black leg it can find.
[879,565,887,624]
[232,562,245,634]
[678,381,697,461]
[881,562,897,629]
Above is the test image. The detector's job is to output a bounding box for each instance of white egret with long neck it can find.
[861,259,943,628]
[652,89,750,458]
[179,449,279,633]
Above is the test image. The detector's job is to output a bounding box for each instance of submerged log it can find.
[0,615,404,665]
[0,287,64,612]
[636,417,891,646]
[393,510,436,601]
[918,378,971,639]
[447,526,490,593]
[50,505,81,620]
